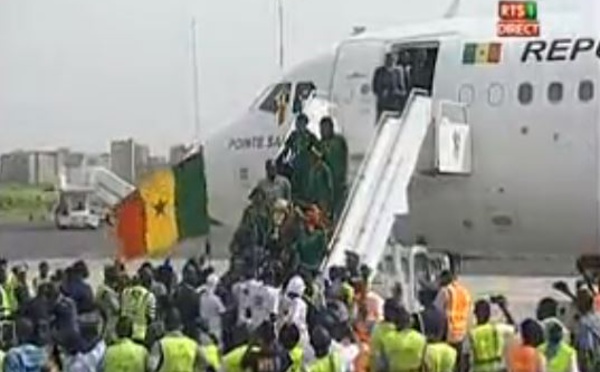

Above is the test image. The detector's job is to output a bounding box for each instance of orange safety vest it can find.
[507,344,541,372]
[445,281,472,343]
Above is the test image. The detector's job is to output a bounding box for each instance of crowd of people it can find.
[2,248,600,371]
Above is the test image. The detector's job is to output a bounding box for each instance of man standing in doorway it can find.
[372,53,402,123]
[397,50,413,111]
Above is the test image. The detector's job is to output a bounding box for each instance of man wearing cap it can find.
[280,113,319,202]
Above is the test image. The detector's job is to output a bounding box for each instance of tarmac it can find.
[0,221,578,321]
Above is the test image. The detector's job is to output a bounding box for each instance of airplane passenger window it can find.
[258,82,292,113]
[458,85,475,106]
[488,83,504,106]
[239,167,248,181]
[548,82,563,104]
[579,80,594,102]
[518,83,533,105]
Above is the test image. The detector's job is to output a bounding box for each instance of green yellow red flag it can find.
[114,150,209,259]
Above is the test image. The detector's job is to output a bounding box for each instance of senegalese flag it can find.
[114,150,209,259]
[462,42,502,65]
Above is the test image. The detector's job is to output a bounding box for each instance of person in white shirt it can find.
[198,274,226,346]
[251,270,281,328]
[330,323,360,372]
[233,275,263,331]
[280,275,309,347]
[63,322,106,372]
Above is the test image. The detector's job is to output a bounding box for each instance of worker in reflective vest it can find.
[469,299,516,372]
[424,302,457,372]
[538,319,577,372]
[280,323,304,372]
[120,269,156,344]
[102,316,148,372]
[307,326,342,372]
[370,299,403,369]
[379,305,428,371]
[437,269,472,372]
[223,344,252,372]
[148,309,202,372]
[507,319,546,372]
[198,325,222,372]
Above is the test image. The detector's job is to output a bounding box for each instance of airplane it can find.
[202,0,600,276]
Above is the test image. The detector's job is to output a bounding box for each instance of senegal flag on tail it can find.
[114,151,209,259]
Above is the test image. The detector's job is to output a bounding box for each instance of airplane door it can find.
[330,40,386,169]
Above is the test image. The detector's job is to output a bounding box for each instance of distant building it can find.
[0,150,60,185]
[110,139,151,184]
[0,151,30,184]
[169,144,189,165]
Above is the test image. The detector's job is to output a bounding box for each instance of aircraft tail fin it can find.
[443,0,460,18]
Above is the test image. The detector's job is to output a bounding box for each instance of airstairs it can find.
[323,92,433,271]
[58,166,135,208]
[87,167,136,208]
[322,91,472,273]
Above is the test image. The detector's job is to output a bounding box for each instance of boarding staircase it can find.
[322,90,472,276]
[87,167,136,208]
[58,166,135,208]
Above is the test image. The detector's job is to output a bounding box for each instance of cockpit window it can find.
[258,82,292,113]
[292,81,316,114]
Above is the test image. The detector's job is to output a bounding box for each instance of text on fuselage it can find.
[521,38,600,62]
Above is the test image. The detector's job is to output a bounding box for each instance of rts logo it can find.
[497,1,540,37]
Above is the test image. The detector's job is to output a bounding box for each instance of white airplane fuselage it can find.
[203,12,600,275]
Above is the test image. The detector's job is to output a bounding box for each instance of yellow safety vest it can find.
[159,334,198,372]
[470,324,504,372]
[307,352,342,372]
[426,342,457,372]
[103,338,147,372]
[381,329,427,372]
[201,343,221,370]
[538,342,575,372]
[4,275,17,314]
[223,345,249,372]
[0,285,11,318]
[121,286,150,342]
[288,344,304,372]
[369,322,396,369]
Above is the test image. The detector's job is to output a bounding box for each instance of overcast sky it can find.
[0,0,580,155]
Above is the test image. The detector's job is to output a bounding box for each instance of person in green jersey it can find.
[305,150,334,220]
[318,116,348,221]
[280,113,319,202]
